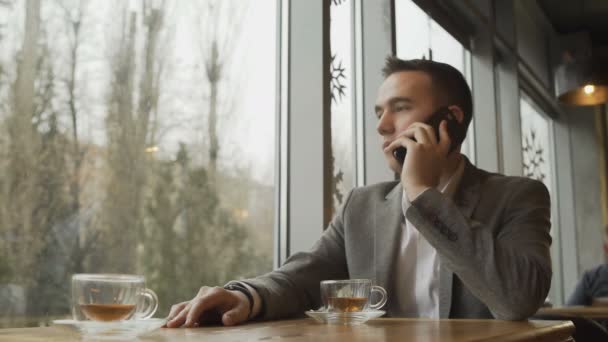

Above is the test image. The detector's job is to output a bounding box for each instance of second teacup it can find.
[320,279,387,312]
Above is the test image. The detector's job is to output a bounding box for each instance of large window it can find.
[520,92,561,303]
[0,0,276,327]
[394,0,475,161]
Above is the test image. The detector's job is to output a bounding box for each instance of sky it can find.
[161,0,278,183]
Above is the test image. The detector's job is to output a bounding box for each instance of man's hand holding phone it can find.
[384,120,452,201]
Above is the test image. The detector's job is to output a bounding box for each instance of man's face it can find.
[374,71,439,173]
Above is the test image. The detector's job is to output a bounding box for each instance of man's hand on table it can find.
[164,286,251,328]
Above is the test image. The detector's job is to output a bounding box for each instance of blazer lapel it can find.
[375,181,403,315]
[439,157,482,318]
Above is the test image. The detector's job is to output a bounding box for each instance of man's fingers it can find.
[166,302,191,328]
[438,120,451,154]
[184,288,229,328]
[405,123,436,145]
[165,302,188,323]
[385,136,416,154]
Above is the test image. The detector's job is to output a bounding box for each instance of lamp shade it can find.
[555,54,608,106]
[554,33,608,106]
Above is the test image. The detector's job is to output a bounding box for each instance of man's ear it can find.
[447,105,465,124]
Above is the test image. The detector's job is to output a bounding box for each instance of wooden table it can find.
[0,318,574,342]
[537,306,608,319]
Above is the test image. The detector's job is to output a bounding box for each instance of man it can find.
[566,225,608,306]
[165,57,552,328]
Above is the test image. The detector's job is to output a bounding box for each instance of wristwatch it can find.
[223,282,254,319]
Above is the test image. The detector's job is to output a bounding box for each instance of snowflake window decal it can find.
[522,128,546,183]
[330,54,346,104]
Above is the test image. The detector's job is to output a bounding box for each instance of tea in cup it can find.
[72,274,158,322]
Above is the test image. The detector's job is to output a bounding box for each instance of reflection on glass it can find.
[329,0,354,213]
[0,0,276,327]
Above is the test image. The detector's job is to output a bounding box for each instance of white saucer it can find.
[305,309,385,325]
[52,318,166,340]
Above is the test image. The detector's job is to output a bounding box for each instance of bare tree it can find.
[4,0,42,285]
[55,0,87,214]
[101,0,167,273]
[0,0,77,321]
[53,0,92,275]
[196,0,246,181]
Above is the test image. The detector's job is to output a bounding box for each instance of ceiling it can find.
[537,0,608,47]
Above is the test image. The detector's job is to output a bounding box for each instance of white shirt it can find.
[395,158,465,318]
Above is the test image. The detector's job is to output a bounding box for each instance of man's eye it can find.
[395,106,409,112]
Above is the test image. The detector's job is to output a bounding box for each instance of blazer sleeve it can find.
[238,190,353,320]
[406,178,552,320]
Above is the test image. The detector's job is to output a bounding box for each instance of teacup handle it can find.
[370,285,387,310]
[135,288,158,319]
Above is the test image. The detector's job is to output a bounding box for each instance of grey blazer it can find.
[243,157,552,320]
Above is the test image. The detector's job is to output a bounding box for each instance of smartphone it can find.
[392,106,461,165]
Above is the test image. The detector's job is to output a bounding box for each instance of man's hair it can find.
[382,56,473,138]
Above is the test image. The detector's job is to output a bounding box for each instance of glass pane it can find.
[395,0,430,60]
[394,0,475,162]
[0,0,276,327]
[429,19,475,162]
[330,0,354,212]
[429,20,464,68]
[520,93,561,304]
[460,50,476,163]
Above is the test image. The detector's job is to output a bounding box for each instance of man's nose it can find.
[376,111,394,136]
